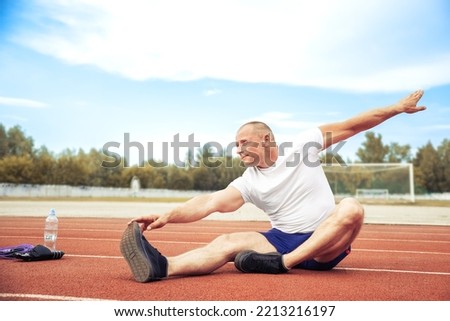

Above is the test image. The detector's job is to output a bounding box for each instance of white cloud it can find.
[0,96,48,108]
[421,124,450,131]
[314,54,450,92]
[203,89,222,97]
[242,112,321,131]
[14,0,450,92]
[1,114,29,122]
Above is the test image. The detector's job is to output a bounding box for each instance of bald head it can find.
[237,121,275,141]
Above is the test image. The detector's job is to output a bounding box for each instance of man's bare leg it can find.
[122,223,277,282]
[282,197,364,268]
[167,231,276,276]
[233,198,364,274]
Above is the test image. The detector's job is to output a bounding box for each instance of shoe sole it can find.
[120,222,152,282]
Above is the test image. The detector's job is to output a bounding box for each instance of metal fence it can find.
[0,183,207,199]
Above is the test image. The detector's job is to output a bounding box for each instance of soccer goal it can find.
[322,163,415,203]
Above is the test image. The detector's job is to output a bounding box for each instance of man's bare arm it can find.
[130,186,245,231]
[319,89,426,149]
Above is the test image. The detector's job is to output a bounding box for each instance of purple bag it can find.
[0,244,35,259]
[0,244,64,261]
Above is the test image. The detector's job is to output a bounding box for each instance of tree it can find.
[53,149,90,186]
[0,155,34,183]
[192,166,217,190]
[195,143,220,168]
[6,125,34,157]
[356,132,389,163]
[413,142,442,193]
[437,139,450,192]
[215,156,246,190]
[185,148,198,168]
[167,166,194,190]
[189,143,221,190]
[386,142,411,163]
[150,168,169,188]
[31,146,56,184]
[0,124,7,158]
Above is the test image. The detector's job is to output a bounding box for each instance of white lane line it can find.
[0,235,207,244]
[65,247,450,260]
[358,238,450,244]
[3,226,450,236]
[354,249,450,255]
[66,254,122,259]
[2,235,449,247]
[62,255,450,276]
[335,267,450,276]
[66,250,450,259]
[0,293,114,301]
[2,235,450,252]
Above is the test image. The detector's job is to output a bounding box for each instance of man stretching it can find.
[120,90,426,282]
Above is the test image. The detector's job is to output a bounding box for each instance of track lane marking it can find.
[354,249,450,255]
[61,255,450,276]
[335,267,450,276]
[64,247,450,261]
[0,293,114,301]
[2,225,450,236]
[2,235,450,245]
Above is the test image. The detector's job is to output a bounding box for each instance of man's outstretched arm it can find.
[130,186,245,231]
[319,89,426,149]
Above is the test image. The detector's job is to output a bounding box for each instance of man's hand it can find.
[319,89,428,149]
[395,89,427,114]
[128,214,168,232]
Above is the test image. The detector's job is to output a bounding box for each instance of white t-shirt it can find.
[229,127,335,234]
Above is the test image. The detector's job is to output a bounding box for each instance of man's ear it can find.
[262,134,268,146]
[263,133,273,147]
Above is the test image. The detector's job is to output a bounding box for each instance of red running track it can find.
[0,216,449,301]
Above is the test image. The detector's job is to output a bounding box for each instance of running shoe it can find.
[234,250,288,274]
[120,222,168,282]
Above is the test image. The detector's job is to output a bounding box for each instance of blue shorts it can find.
[260,228,351,271]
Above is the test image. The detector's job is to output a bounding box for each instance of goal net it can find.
[322,163,415,203]
[355,189,389,200]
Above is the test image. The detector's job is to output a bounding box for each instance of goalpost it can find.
[322,163,415,203]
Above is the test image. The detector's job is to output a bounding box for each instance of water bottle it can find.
[44,208,58,252]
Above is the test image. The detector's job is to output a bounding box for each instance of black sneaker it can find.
[120,222,168,282]
[234,250,288,274]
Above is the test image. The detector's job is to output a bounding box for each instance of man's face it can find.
[235,125,276,168]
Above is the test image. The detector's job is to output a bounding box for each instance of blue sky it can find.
[0,0,449,164]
